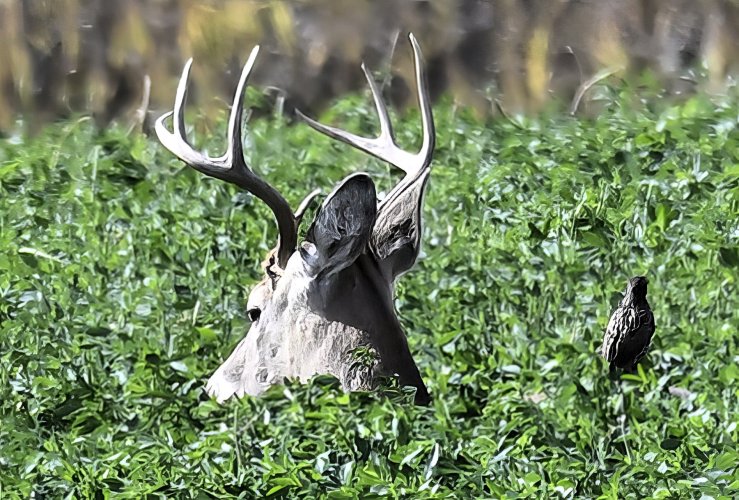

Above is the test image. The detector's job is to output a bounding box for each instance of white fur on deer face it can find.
[156,34,434,404]
[206,175,385,401]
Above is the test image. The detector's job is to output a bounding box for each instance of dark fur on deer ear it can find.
[301,173,377,277]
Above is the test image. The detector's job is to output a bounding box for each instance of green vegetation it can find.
[1,87,738,497]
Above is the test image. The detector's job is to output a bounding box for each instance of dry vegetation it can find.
[0,0,738,131]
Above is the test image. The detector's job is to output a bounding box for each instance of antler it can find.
[296,33,435,209]
[155,47,297,268]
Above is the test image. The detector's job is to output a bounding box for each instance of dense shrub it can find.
[1,89,737,497]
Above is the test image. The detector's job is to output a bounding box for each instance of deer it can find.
[155,33,435,405]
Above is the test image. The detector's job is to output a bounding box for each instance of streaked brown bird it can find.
[601,276,655,373]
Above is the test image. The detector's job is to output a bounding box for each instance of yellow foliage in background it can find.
[0,0,736,132]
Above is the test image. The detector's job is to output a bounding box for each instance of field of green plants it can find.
[1,85,738,497]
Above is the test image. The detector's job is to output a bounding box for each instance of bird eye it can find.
[247,307,261,322]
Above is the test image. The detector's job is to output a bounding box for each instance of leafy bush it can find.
[0,89,737,497]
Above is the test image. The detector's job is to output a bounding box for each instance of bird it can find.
[601,276,655,373]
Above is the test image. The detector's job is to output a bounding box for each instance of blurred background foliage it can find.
[1,0,738,133]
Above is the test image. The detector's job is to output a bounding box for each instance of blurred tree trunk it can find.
[0,0,737,133]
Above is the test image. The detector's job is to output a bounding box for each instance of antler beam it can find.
[155,47,298,267]
[296,33,435,208]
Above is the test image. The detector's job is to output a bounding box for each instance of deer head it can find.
[156,34,435,404]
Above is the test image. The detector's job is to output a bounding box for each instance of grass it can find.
[0,85,738,498]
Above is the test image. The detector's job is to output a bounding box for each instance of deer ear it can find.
[371,170,430,281]
[301,173,377,276]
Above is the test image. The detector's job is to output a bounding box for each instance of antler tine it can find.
[408,33,435,175]
[296,33,435,180]
[294,188,322,223]
[156,46,298,267]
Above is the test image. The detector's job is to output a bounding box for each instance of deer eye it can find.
[247,307,261,322]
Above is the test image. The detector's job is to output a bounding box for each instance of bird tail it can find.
[607,361,619,382]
